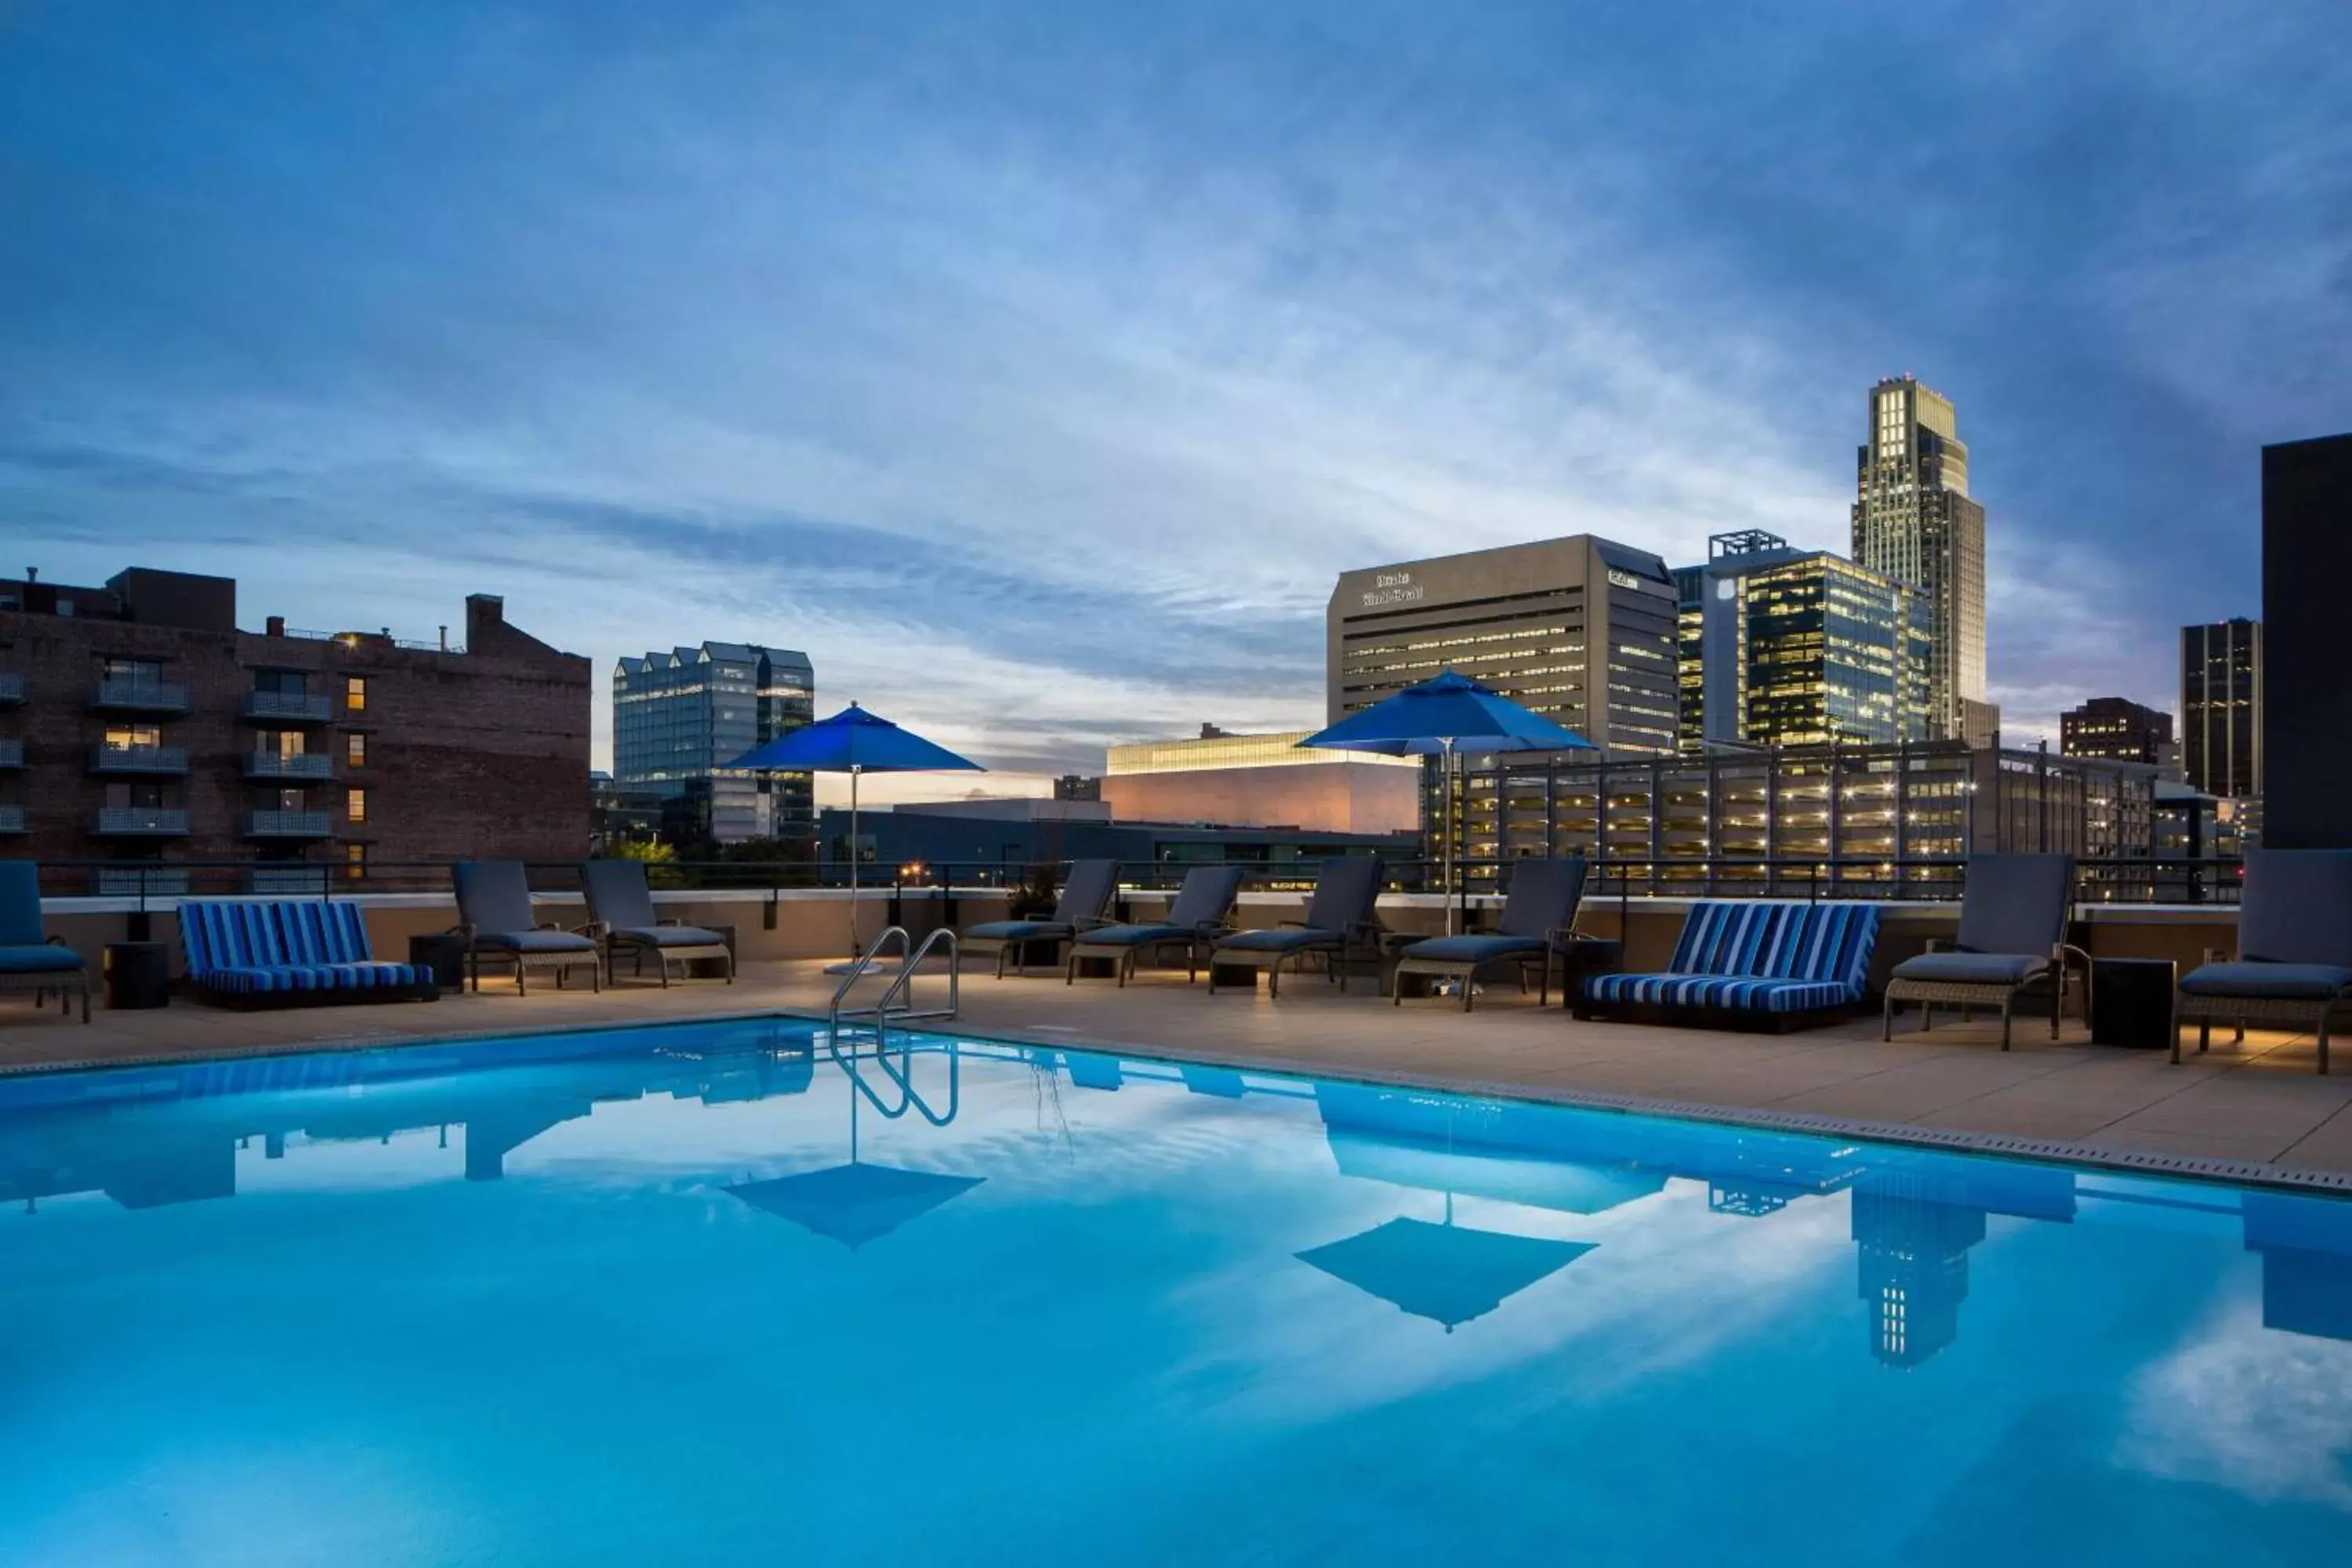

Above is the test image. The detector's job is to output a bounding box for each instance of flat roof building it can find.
[613,643,815,846]
[1101,724,1419,835]
[2060,696,2173,768]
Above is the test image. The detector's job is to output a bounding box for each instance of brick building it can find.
[0,566,590,891]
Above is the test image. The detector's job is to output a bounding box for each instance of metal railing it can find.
[89,743,189,775]
[0,671,22,705]
[279,626,464,655]
[241,809,335,838]
[90,677,188,713]
[0,805,23,833]
[0,739,20,768]
[90,808,188,836]
[829,925,960,1029]
[241,691,336,723]
[245,752,336,780]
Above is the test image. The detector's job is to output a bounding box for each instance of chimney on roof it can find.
[24,568,35,583]
[464,593,505,653]
[266,615,285,637]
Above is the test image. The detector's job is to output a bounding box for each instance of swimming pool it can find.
[3,1018,2348,1566]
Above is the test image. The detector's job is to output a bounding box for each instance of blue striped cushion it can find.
[180,900,397,990]
[197,962,431,995]
[1589,902,1881,1014]
[1583,973,1856,1013]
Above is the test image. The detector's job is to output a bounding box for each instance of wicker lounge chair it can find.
[452,861,601,995]
[1064,865,1246,986]
[1882,854,2082,1049]
[962,859,1121,978]
[0,862,89,1023]
[1208,855,1385,999]
[581,859,733,986]
[179,899,438,1007]
[1581,901,1880,1032]
[1392,856,1587,1011]
[2176,848,2352,1075]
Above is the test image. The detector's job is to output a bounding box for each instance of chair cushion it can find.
[0,944,85,975]
[2180,961,2352,1001]
[613,925,728,949]
[1584,972,1854,1014]
[1398,934,1546,964]
[964,920,1071,942]
[1218,927,1338,954]
[476,930,598,954]
[1073,923,1187,949]
[1889,950,2049,985]
[193,961,432,995]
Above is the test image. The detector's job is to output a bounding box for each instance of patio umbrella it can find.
[1296,1195,1595,1331]
[1298,670,1593,933]
[727,702,983,956]
[724,1054,982,1250]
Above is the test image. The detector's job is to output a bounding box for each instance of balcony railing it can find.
[247,865,334,895]
[0,739,20,769]
[89,743,191,775]
[96,868,190,898]
[0,805,23,834]
[92,807,189,836]
[241,691,336,724]
[241,809,334,839]
[0,672,22,706]
[91,677,190,713]
[244,751,335,781]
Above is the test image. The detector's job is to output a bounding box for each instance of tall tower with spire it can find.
[1851,376,1988,743]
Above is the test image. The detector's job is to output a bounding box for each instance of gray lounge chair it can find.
[2176,848,2352,1075]
[1392,855,1587,1011]
[962,859,1120,978]
[1208,856,1385,999]
[0,862,90,1023]
[1065,865,1247,986]
[581,859,733,986]
[452,860,602,995]
[1882,853,2081,1048]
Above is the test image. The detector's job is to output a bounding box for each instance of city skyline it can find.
[5,2,2349,803]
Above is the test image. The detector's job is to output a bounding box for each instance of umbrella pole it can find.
[848,765,861,957]
[1443,738,1457,937]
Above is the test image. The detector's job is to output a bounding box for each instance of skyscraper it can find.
[1851,377,1987,742]
[612,642,815,844]
[2060,696,2173,768]
[2180,618,2263,800]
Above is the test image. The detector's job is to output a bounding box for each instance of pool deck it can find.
[5,960,2352,1190]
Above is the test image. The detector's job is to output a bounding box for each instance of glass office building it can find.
[2180,618,2262,801]
[1851,377,1987,742]
[612,642,815,844]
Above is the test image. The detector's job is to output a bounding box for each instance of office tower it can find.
[1851,377,1987,742]
[2262,433,2352,848]
[1327,535,1679,754]
[0,568,589,889]
[2180,619,2263,800]
[2060,697,2173,767]
[612,642,815,845]
[1675,530,1930,750]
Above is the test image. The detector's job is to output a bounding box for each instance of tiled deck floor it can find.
[5,960,2350,1183]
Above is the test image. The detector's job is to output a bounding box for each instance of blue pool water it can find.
[3,1019,2350,1566]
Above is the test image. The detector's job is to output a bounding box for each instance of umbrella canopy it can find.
[1298,670,1595,757]
[728,1163,985,1250]
[1296,1214,1595,1330]
[724,702,984,775]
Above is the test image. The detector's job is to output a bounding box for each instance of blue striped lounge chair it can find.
[452,861,603,995]
[0,862,91,1023]
[1064,864,1246,986]
[1579,901,1881,1032]
[1392,855,1587,1011]
[179,899,439,1008]
[581,859,733,986]
[963,859,1120,978]
[1208,855,1386,999]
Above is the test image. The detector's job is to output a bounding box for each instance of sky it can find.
[4,0,2349,803]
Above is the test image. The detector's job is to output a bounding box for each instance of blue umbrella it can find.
[1296,1197,1596,1331]
[726,702,983,954]
[1299,670,1593,931]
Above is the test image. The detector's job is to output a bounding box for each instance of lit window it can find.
[346,677,367,712]
[347,731,368,768]
[344,843,368,882]
[347,787,368,825]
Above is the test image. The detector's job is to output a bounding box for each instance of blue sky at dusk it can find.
[4,1,2348,797]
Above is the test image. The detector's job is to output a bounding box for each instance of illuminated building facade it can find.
[2060,696,2172,767]
[1101,724,1419,834]
[613,642,815,844]
[2180,618,2263,801]
[1851,377,1987,742]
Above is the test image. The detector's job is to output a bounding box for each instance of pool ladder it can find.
[829,924,960,1032]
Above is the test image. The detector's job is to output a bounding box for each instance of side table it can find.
[1563,938,1624,1018]
[103,941,172,1011]
[408,931,470,990]
[2091,957,2175,1050]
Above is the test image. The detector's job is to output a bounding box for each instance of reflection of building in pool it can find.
[2242,1192,2352,1341]
[1849,1160,2076,1368]
[0,1031,815,1210]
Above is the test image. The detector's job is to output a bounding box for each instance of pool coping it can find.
[7,1005,2350,1200]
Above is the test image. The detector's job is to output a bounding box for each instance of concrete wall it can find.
[2263,433,2352,848]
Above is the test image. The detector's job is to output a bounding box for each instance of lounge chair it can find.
[1392,855,1587,1011]
[1064,864,1246,986]
[1207,855,1385,999]
[451,861,602,995]
[2176,848,2352,1075]
[0,862,90,1023]
[1881,854,2082,1049]
[1580,900,1880,1032]
[179,899,438,1007]
[962,859,1120,978]
[581,859,734,986]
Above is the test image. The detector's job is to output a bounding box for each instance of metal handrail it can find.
[829,925,911,1030]
[873,927,959,1027]
[828,924,960,1031]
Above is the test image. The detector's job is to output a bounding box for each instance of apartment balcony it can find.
[92,807,189,837]
[244,751,335,782]
[240,691,336,724]
[0,739,20,770]
[96,868,189,898]
[0,805,23,834]
[0,672,21,706]
[241,809,334,840]
[90,677,190,714]
[247,864,332,895]
[89,743,191,775]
